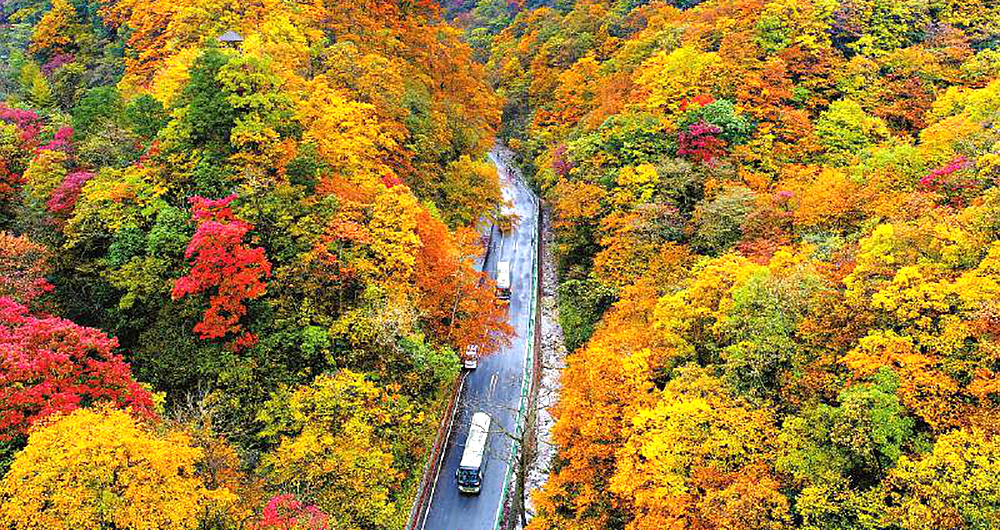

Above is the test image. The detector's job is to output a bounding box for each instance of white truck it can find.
[463,344,479,370]
[495,260,511,301]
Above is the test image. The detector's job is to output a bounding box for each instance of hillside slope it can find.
[0,1,511,528]
[481,1,1000,529]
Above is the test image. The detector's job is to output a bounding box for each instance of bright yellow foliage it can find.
[0,407,231,530]
[636,47,722,118]
[610,366,780,530]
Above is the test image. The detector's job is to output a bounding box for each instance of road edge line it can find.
[493,179,542,530]
[406,153,499,530]
[418,373,467,530]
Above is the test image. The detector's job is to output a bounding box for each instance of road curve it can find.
[417,146,539,530]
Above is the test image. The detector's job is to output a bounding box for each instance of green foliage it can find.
[217,52,296,172]
[0,440,16,479]
[721,269,798,399]
[779,368,914,487]
[832,369,914,478]
[577,113,672,173]
[691,186,755,255]
[124,95,168,139]
[815,98,889,162]
[169,48,236,156]
[654,158,710,215]
[18,60,54,109]
[558,277,617,352]
[681,99,754,146]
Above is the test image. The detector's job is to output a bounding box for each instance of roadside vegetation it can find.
[0,1,511,528]
[454,0,1000,528]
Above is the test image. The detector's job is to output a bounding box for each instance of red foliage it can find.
[172,195,272,340]
[0,159,23,205]
[230,332,259,353]
[677,120,726,165]
[679,93,716,112]
[46,170,94,215]
[38,126,74,154]
[920,155,972,187]
[552,144,573,178]
[254,494,330,530]
[0,105,43,147]
[0,106,42,203]
[381,174,404,188]
[136,140,161,168]
[920,155,979,207]
[0,297,155,441]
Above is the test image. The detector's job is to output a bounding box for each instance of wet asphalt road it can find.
[417,146,539,530]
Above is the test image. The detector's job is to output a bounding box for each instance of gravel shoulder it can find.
[521,203,567,525]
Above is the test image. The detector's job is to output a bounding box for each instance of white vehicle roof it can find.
[496,261,511,289]
[459,412,491,469]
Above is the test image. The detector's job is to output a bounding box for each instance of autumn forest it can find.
[2,0,1000,529]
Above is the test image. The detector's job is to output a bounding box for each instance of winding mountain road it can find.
[416,146,540,530]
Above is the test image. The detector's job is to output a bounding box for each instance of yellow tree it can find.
[635,46,722,120]
[258,371,419,529]
[609,366,784,530]
[29,0,85,57]
[0,407,232,530]
[882,428,1000,529]
[297,75,394,194]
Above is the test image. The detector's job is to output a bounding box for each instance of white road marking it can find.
[419,146,539,529]
[419,375,466,530]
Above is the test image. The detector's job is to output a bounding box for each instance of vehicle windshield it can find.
[457,467,480,485]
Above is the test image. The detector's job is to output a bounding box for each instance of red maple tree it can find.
[0,297,155,440]
[172,195,272,340]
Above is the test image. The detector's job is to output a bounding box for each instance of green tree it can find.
[72,86,122,138]
[692,186,756,255]
[558,277,617,352]
[778,369,914,486]
[721,269,799,400]
[815,98,889,162]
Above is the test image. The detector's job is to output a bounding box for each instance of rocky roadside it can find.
[520,203,567,526]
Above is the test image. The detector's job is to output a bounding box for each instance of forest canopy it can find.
[6,0,1000,528]
[459,0,1000,529]
[0,0,509,528]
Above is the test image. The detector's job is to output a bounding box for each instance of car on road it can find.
[463,344,479,370]
[456,412,491,494]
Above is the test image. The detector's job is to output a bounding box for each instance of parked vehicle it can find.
[496,261,511,301]
[463,344,479,370]
[456,412,491,494]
